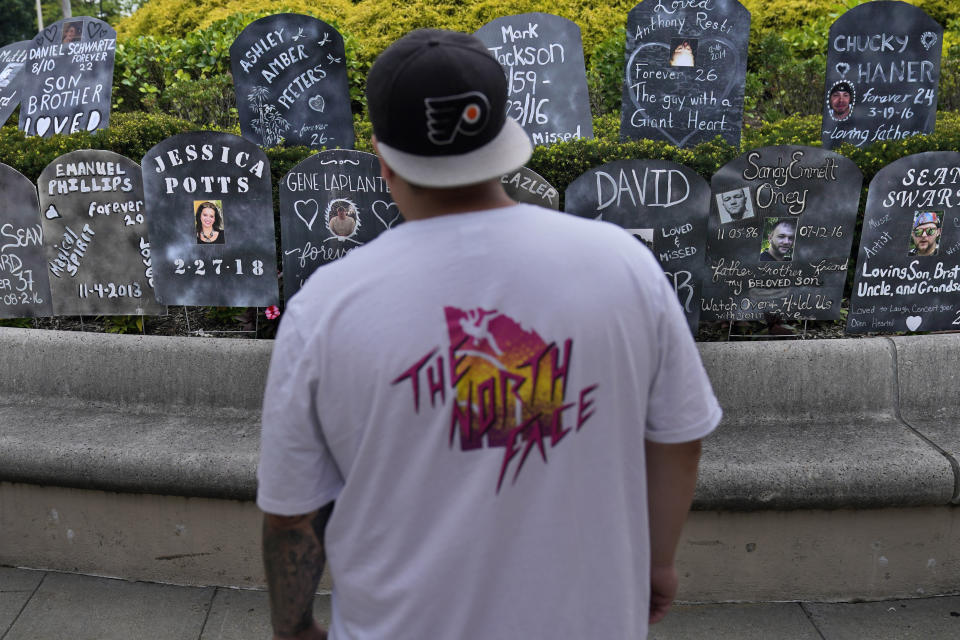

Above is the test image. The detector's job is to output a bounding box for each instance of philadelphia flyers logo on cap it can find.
[424,91,490,145]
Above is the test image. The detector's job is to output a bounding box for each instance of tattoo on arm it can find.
[263,502,335,637]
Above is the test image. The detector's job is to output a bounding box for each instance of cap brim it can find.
[377,117,533,188]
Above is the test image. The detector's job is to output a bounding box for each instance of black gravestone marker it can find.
[847,152,960,334]
[564,159,710,332]
[38,150,165,316]
[700,146,862,322]
[0,163,53,318]
[0,40,31,126]
[143,132,280,306]
[621,0,749,148]
[822,2,942,150]
[279,149,396,301]
[500,166,559,209]
[475,13,593,146]
[19,17,116,138]
[231,14,354,150]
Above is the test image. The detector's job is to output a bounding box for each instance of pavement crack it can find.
[154,552,214,561]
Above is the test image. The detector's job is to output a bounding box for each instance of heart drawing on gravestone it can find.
[35,117,51,136]
[44,204,60,220]
[86,21,106,40]
[85,110,101,131]
[921,32,937,50]
[372,200,401,229]
[307,95,325,113]
[294,199,319,230]
[906,316,923,331]
[42,25,58,43]
[835,62,850,78]
[626,38,742,148]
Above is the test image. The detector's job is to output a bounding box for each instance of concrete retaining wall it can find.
[1,328,958,600]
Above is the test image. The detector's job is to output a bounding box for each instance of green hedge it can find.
[6,109,960,207]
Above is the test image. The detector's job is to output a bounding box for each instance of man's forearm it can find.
[646,440,702,568]
[263,502,334,638]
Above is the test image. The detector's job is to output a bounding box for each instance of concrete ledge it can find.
[892,334,960,504]
[695,338,956,510]
[0,329,958,510]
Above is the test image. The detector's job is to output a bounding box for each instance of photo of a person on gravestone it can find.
[195,200,225,244]
[716,187,755,224]
[627,228,655,252]
[760,217,796,262]
[908,210,941,257]
[326,198,360,238]
[828,82,854,122]
[669,38,696,67]
[62,22,83,44]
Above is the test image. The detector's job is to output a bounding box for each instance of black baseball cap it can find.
[366,29,532,188]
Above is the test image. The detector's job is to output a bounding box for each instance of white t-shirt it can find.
[258,203,721,639]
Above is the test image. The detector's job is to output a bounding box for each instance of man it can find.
[716,187,754,224]
[258,29,721,640]
[909,211,940,256]
[760,218,796,261]
[828,82,853,121]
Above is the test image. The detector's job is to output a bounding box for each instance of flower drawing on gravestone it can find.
[248,87,290,147]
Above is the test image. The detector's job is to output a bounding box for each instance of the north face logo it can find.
[425,92,490,145]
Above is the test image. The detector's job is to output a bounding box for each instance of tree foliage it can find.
[0,0,37,45]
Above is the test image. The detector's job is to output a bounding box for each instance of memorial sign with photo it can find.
[0,40,31,126]
[0,163,53,318]
[701,145,862,322]
[621,0,750,148]
[231,14,354,150]
[847,151,960,334]
[821,2,942,150]
[19,17,116,138]
[142,132,280,306]
[475,13,593,146]
[279,149,395,301]
[564,159,710,332]
[38,150,165,316]
[500,166,559,209]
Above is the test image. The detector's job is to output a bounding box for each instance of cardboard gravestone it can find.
[0,40,31,126]
[621,0,749,148]
[847,152,960,334]
[231,14,354,150]
[142,132,280,306]
[564,159,710,332]
[821,1,942,150]
[700,146,862,322]
[38,151,165,316]
[279,149,396,300]
[0,163,53,318]
[19,17,116,138]
[475,13,593,146]
[500,166,559,209]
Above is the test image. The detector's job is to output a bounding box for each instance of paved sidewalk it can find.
[2,567,959,639]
